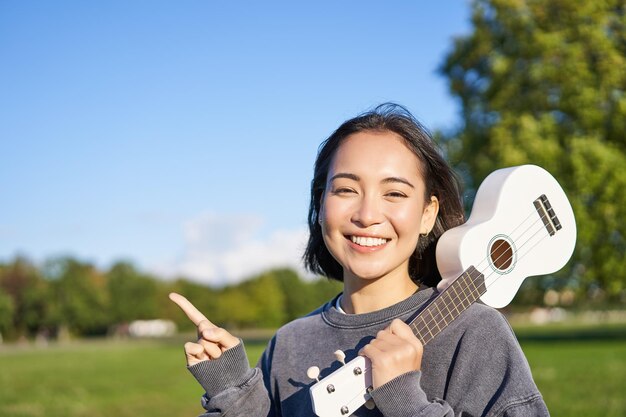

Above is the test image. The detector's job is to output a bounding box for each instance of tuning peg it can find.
[333,349,346,365]
[307,366,321,382]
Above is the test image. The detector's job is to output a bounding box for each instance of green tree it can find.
[0,256,52,337]
[214,286,258,328]
[107,261,158,323]
[215,272,287,328]
[246,272,286,328]
[0,288,14,337]
[440,0,626,300]
[46,257,111,336]
[273,268,311,321]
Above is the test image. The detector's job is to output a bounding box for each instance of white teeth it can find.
[351,236,388,247]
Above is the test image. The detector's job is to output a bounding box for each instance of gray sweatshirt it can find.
[188,287,549,416]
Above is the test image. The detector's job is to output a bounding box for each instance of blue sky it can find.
[1,1,472,285]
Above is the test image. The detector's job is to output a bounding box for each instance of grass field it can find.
[0,323,624,417]
[516,322,626,416]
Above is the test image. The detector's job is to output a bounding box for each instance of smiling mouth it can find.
[349,235,390,247]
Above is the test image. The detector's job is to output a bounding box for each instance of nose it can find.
[351,194,384,227]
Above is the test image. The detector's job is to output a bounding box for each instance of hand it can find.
[359,319,424,389]
[169,292,240,366]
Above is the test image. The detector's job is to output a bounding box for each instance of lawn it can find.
[0,323,624,417]
[517,322,626,417]
[523,339,625,416]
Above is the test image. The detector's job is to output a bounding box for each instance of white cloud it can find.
[152,212,310,286]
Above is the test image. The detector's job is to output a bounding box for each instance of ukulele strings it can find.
[473,210,538,273]
[477,210,547,277]
[470,206,552,292]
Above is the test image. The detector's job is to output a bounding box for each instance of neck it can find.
[341,270,418,314]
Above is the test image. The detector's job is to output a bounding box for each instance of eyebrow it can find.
[382,176,415,188]
[329,173,415,189]
[329,173,359,182]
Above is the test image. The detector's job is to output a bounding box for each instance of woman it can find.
[170,104,548,416]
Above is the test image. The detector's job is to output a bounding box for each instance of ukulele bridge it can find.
[533,194,562,236]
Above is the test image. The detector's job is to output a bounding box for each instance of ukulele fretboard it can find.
[409,266,486,345]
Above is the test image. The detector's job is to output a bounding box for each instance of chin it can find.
[346,267,389,281]
[344,259,409,282]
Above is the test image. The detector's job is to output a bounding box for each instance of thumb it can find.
[389,319,423,348]
[184,341,209,366]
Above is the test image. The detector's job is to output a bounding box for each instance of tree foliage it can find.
[0,288,14,335]
[47,257,111,336]
[440,0,626,300]
[0,257,51,336]
[107,261,158,323]
[0,255,342,340]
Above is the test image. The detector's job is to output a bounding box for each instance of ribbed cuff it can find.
[370,371,430,416]
[187,341,253,398]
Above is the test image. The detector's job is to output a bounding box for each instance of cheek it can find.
[320,201,339,243]
[390,205,423,234]
[321,197,349,227]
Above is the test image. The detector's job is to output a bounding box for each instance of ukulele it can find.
[308,164,576,417]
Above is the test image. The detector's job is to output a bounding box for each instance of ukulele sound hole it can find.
[490,239,513,271]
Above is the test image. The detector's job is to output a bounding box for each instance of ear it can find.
[420,195,439,234]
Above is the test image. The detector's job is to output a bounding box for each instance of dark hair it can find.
[303,103,465,287]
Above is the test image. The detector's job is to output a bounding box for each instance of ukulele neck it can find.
[409,266,486,345]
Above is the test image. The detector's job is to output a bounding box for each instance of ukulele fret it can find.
[410,266,485,345]
[427,308,442,334]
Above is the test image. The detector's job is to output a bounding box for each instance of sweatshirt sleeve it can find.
[370,370,548,417]
[187,341,272,417]
[370,306,550,417]
[370,370,455,417]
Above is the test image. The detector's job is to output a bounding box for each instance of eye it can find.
[332,187,356,195]
[385,191,408,198]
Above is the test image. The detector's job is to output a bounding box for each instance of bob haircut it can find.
[303,103,465,287]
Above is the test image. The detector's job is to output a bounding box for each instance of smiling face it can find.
[320,130,439,284]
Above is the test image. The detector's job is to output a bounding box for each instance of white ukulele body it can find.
[436,165,576,308]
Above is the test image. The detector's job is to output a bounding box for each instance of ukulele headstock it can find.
[308,354,374,417]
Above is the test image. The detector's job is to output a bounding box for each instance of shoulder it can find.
[455,302,515,339]
[445,303,531,374]
[426,302,522,364]
[464,303,523,356]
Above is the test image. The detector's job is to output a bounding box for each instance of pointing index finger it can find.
[169,292,214,327]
